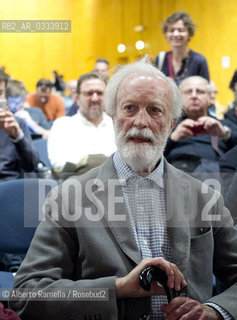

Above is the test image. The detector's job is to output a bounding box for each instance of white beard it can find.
[114,122,170,174]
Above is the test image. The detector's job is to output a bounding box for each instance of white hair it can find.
[104,55,182,120]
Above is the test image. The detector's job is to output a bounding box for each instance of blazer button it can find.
[139,315,150,320]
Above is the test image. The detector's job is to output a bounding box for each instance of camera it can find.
[190,122,206,136]
[0,99,7,111]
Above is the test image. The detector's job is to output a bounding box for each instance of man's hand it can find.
[115,257,187,299]
[161,297,223,320]
[170,119,197,141]
[0,107,21,139]
[197,116,226,137]
[170,116,228,141]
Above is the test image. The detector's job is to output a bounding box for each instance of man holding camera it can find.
[165,76,237,173]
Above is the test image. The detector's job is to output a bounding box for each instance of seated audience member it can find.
[66,61,111,117]
[66,100,79,116]
[0,75,41,274]
[165,76,237,173]
[10,58,237,320]
[227,70,237,110]
[64,79,79,116]
[225,75,237,126]
[59,74,66,93]
[219,145,237,225]
[25,106,52,131]
[0,70,9,99]
[25,79,65,121]
[6,80,51,139]
[208,80,226,119]
[0,66,12,81]
[0,110,40,180]
[224,105,237,126]
[48,71,116,177]
[0,75,40,181]
[154,11,210,85]
[51,70,65,93]
[229,70,237,92]
[94,57,110,77]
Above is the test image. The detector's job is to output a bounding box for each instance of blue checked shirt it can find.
[113,151,232,320]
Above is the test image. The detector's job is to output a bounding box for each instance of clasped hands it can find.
[171,116,226,142]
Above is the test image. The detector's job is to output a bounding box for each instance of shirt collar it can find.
[113,151,164,188]
[77,111,106,127]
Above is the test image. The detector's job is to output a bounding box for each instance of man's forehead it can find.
[182,78,207,90]
[95,62,108,69]
[81,78,105,88]
[118,73,169,92]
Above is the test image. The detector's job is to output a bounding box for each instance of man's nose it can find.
[133,109,149,128]
[191,90,198,97]
[91,92,99,101]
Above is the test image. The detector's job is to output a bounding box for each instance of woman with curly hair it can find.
[154,11,210,85]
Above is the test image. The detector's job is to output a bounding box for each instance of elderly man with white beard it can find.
[10,57,237,320]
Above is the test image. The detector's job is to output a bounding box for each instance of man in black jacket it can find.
[0,110,40,180]
[219,145,237,224]
[0,72,39,181]
[165,76,237,174]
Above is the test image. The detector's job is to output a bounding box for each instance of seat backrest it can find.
[0,178,58,253]
[33,138,52,169]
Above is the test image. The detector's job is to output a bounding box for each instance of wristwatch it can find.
[221,126,231,141]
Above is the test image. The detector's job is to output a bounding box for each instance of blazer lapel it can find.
[165,161,191,277]
[93,156,142,266]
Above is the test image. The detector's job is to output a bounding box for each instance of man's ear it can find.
[169,119,177,134]
[75,93,80,103]
[111,111,117,122]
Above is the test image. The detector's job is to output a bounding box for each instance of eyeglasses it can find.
[80,90,104,97]
[182,89,207,96]
[38,83,52,89]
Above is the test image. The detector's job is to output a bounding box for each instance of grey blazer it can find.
[10,156,237,320]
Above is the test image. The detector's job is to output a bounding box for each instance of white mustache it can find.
[125,127,156,142]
